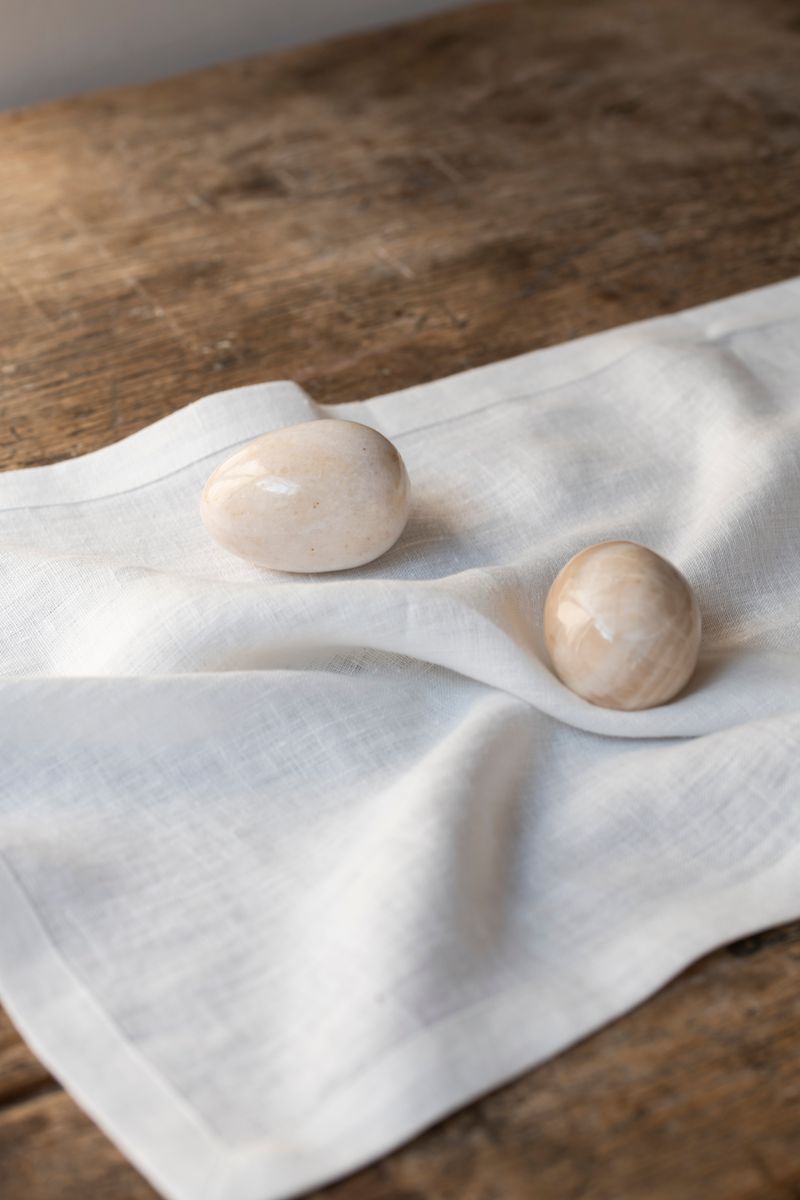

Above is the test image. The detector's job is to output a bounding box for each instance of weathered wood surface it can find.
[0,0,799,1195]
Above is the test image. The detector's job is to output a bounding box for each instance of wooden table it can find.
[1,0,799,1195]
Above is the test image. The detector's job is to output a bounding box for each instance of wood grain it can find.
[1,0,799,1195]
[0,1009,50,1108]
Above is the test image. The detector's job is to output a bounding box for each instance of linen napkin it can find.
[1,278,800,1200]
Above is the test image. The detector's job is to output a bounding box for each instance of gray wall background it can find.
[0,0,461,109]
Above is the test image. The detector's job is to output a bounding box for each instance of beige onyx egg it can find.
[201,419,410,572]
[544,541,701,711]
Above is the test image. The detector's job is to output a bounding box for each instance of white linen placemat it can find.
[1,278,800,1200]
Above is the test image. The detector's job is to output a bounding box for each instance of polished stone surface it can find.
[201,419,410,572]
[544,541,702,711]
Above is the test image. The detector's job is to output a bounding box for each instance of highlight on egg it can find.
[544,540,702,711]
[200,418,411,573]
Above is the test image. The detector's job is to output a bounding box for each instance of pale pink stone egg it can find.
[544,541,701,710]
[201,419,410,573]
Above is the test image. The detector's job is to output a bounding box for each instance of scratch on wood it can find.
[0,265,56,329]
[373,243,416,279]
[57,204,200,355]
[424,147,467,187]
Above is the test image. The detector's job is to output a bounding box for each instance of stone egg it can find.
[544,540,701,711]
[201,419,411,572]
